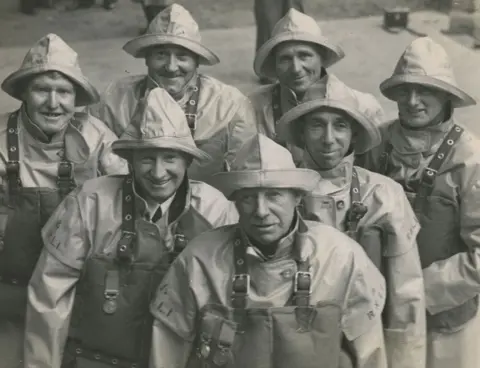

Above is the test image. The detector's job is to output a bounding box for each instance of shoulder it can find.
[102,75,145,101]
[75,112,117,138]
[188,180,237,220]
[356,165,405,200]
[75,175,124,203]
[199,74,248,105]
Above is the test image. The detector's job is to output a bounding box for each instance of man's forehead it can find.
[29,71,74,87]
[147,44,195,55]
[235,187,295,196]
[275,41,320,56]
[133,147,186,157]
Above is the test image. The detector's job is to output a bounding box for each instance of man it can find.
[0,33,126,368]
[149,133,388,368]
[249,9,385,165]
[24,87,239,368]
[277,93,426,368]
[254,0,304,83]
[358,37,480,368]
[88,4,257,186]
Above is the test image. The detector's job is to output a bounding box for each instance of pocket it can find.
[271,302,343,368]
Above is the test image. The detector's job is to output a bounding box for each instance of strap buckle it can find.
[232,274,250,296]
[5,161,19,175]
[294,271,312,294]
[185,113,197,131]
[57,161,73,178]
[422,168,438,187]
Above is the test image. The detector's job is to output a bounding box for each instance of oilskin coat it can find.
[300,153,426,368]
[249,73,385,165]
[24,175,238,368]
[149,218,388,368]
[359,118,480,368]
[0,109,126,368]
[88,74,257,186]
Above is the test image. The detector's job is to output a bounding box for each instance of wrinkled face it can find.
[22,72,76,135]
[132,148,190,203]
[145,45,198,99]
[234,188,301,246]
[394,84,450,128]
[302,109,354,170]
[274,41,323,96]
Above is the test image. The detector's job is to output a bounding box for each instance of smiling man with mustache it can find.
[149,133,388,368]
[249,9,385,165]
[24,87,238,368]
[89,4,257,186]
[0,33,128,368]
[358,37,480,368]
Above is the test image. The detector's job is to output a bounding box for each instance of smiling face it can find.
[302,108,355,170]
[393,84,450,128]
[22,71,76,135]
[132,148,190,204]
[145,45,198,99]
[274,41,324,97]
[234,187,301,246]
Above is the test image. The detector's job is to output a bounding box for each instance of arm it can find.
[86,97,118,136]
[149,258,197,368]
[342,245,388,368]
[381,187,426,368]
[24,194,90,368]
[424,161,480,314]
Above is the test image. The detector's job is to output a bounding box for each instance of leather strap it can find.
[116,175,136,264]
[414,124,463,212]
[271,84,287,147]
[184,78,201,133]
[346,168,368,238]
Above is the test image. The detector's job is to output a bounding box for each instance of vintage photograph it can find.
[0,0,479,367]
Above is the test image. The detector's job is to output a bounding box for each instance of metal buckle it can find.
[58,161,73,178]
[232,274,250,295]
[422,168,437,187]
[294,271,312,294]
[185,113,197,131]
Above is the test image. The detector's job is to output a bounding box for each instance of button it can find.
[281,269,294,279]
[336,200,345,210]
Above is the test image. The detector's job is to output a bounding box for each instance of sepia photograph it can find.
[0,0,479,367]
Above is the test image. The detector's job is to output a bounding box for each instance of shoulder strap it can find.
[185,78,202,133]
[57,118,83,198]
[346,168,368,238]
[271,84,287,147]
[414,124,463,212]
[6,111,22,197]
[116,175,137,263]
[379,142,394,176]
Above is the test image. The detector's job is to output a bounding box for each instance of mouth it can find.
[41,112,63,118]
[291,75,306,83]
[407,109,426,116]
[253,223,276,231]
[148,178,171,188]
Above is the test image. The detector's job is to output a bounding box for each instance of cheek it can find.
[61,94,76,110]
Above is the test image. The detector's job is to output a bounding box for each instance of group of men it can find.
[0,3,479,368]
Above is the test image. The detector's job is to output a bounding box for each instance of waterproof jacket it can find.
[24,175,239,368]
[149,218,388,368]
[88,74,257,185]
[0,108,128,186]
[301,153,426,368]
[359,118,480,333]
[248,73,385,164]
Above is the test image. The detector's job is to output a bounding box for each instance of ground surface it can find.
[0,3,479,135]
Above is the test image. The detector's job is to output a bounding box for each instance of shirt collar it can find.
[144,72,199,107]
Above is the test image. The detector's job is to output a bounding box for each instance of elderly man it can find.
[149,133,388,368]
[278,93,426,368]
[249,9,385,165]
[24,87,238,368]
[358,37,480,368]
[88,4,256,186]
[0,33,126,368]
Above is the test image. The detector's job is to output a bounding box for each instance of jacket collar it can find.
[390,117,454,155]
[143,72,199,107]
[20,104,68,144]
[280,69,328,113]
[133,176,191,225]
[243,214,313,262]
[303,151,355,195]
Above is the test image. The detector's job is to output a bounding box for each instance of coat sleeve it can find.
[149,257,197,368]
[87,91,119,137]
[341,244,388,368]
[379,184,426,368]
[424,160,480,314]
[24,193,90,368]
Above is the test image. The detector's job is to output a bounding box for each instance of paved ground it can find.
[0,10,479,134]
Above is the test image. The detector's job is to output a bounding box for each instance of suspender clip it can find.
[294,271,312,294]
[232,274,250,296]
